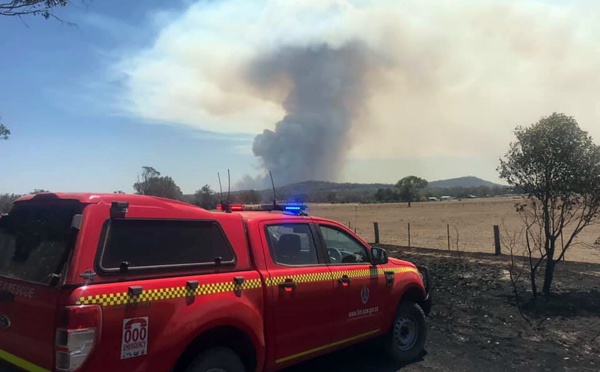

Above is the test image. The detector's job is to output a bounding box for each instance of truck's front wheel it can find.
[387,300,427,363]
[185,347,245,372]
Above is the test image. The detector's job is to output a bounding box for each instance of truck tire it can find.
[386,300,427,363]
[185,347,246,372]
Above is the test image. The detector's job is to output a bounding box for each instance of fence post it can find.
[493,225,501,255]
[408,223,411,248]
[373,222,380,244]
[447,224,450,250]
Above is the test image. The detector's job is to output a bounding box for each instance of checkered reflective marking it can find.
[75,278,262,307]
[265,266,419,286]
[330,267,380,280]
[266,271,333,286]
[330,267,418,280]
[380,267,419,275]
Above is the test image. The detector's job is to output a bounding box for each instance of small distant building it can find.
[427,197,438,202]
[440,196,454,201]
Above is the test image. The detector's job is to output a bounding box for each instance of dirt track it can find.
[284,246,600,372]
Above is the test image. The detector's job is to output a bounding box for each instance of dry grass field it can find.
[309,197,600,264]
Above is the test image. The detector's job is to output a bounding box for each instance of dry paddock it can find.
[309,197,600,264]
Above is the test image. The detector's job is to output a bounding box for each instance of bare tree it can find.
[500,222,530,321]
[0,1,69,19]
[498,112,600,297]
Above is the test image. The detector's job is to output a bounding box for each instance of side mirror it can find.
[371,247,388,265]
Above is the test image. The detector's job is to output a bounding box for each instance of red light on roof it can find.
[216,204,244,212]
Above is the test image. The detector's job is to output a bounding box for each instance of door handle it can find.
[278,279,297,292]
[339,275,351,286]
[384,271,395,286]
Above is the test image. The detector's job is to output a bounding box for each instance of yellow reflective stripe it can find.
[76,278,263,307]
[266,267,419,287]
[0,349,50,372]
[266,272,333,286]
[275,329,381,364]
[75,267,419,306]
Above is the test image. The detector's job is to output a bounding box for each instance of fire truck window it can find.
[100,219,234,270]
[319,225,369,264]
[266,224,319,266]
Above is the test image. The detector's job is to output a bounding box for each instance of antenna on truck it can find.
[217,172,224,207]
[269,170,277,209]
[217,171,231,213]
[227,169,231,212]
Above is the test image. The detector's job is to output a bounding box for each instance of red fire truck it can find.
[0,193,431,372]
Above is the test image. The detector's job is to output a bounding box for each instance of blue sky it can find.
[1,0,256,194]
[1,0,599,194]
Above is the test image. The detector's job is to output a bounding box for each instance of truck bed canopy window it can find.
[0,199,82,285]
[99,219,235,271]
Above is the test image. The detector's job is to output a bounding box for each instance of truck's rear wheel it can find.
[185,347,245,372]
[387,300,426,363]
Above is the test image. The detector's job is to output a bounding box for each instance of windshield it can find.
[0,200,83,285]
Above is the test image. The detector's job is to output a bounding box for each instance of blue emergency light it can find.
[282,204,309,215]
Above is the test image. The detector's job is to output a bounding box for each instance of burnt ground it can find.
[284,245,600,372]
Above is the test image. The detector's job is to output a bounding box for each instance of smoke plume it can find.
[241,42,376,188]
[116,0,600,187]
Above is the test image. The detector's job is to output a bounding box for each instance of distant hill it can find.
[183,176,510,204]
[428,176,505,189]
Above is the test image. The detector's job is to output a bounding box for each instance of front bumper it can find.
[416,265,432,316]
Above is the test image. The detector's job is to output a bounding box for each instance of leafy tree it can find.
[374,188,398,203]
[133,166,183,200]
[498,112,600,297]
[396,176,428,207]
[1,0,69,19]
[0,123,9,140]
[134,166,160,195]
[194,184,218,210]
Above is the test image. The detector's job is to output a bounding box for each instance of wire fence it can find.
[347,221,500,254]
[310,201,600,262]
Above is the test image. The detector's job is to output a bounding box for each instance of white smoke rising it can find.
[115,0,600,187]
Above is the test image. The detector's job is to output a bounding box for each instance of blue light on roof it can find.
[282,204,308,215]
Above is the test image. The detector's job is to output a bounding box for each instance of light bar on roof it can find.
[215,203,308,215]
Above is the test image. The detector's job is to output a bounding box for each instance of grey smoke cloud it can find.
[242,42,375,188]
[115,0,600,188]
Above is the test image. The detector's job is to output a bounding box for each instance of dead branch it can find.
[500,221,530,323]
